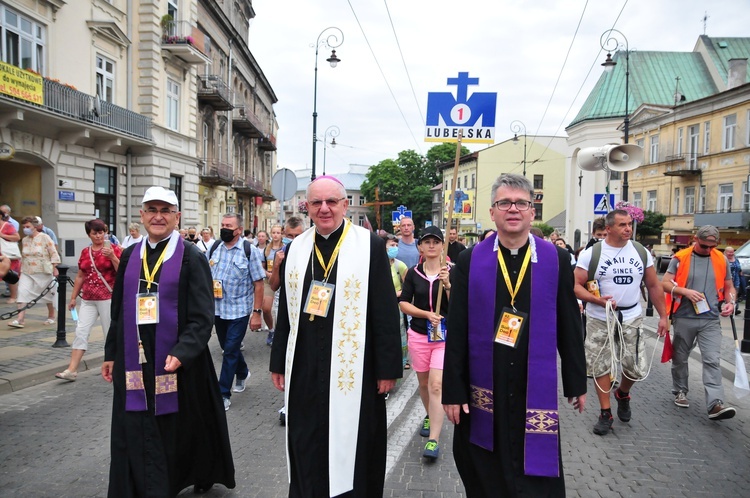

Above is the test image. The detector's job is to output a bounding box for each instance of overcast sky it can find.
[248,0,748,175]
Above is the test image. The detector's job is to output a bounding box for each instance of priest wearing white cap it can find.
[102,186,235,496]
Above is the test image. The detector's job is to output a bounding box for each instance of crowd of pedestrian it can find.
[2,170,744,497]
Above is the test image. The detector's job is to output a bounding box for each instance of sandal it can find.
[44,319,55,325]
[8,320,24,328]
[55,369,77,381]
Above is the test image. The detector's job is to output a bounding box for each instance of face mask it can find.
[187,234,196,240]
[282,237,292,245]
[23,227,34,236]
[219,228,236,243]
[387,247,399,259]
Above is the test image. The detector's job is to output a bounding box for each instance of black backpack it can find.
[208,239,254,260]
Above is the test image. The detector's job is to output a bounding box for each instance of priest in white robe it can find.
[270,175,402,497]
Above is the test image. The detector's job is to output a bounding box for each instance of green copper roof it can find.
[568,50,717,128]
[700,35,750,83]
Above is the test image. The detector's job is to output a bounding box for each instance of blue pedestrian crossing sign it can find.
[392,205,412,225]
[593,194,616,215]
[425,72,497,144]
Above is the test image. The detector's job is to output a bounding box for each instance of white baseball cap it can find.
[141,186,179,208]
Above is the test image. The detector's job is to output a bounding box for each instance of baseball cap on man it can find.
[142,186,179,208]
[418,225,444,244]
[696,225,719,241]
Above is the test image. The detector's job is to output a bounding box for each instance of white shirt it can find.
[576,240,653,321]
[196,238,215,253]
[122,235,143,248]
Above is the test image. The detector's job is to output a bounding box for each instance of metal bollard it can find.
[53,264,70,348]
[742,306,750,354]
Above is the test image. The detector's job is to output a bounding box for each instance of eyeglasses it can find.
[492,200,532,211]
[308,197,346,209]
[144,207,177,215]
[698,243,717,250]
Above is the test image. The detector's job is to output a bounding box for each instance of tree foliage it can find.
[532,222,555,237]
[425,142,471,170]
[635,210,666,239]
[360,143,469,233]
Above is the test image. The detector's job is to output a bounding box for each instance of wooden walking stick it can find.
[435,130,463,316]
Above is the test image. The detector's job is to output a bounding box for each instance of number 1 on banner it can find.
[450,104,470,125]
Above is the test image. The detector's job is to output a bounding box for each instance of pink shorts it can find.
[407,328,445,372]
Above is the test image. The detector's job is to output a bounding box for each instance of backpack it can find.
[208,239,254,260]
[587,240,648,282]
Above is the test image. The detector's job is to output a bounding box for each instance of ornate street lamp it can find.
[321,125,340,176]
[311,27,343,182]
[510,120,527,177]
[600,29,630,201]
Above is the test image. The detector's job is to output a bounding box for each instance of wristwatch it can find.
[252,308,262,314]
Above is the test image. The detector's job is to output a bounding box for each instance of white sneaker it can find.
[223,397,231,411]
[233,376,248,393]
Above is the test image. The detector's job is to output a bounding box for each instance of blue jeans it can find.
[214,315,250,399]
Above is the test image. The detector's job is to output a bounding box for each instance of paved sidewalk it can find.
[0,276,107,394]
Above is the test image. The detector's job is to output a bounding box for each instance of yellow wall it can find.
[629,97,750,251]
[0,160,41,222]
[474,138,567,232]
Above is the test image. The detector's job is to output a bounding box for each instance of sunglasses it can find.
[698,243,717,250]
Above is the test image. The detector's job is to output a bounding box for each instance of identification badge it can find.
[427,317,446,342]
[692,294,710,314]
[304,280,335,318]
[136,293,159,324]
[585,279,601,298]
[495,307,527,348]
[213,280,224,299]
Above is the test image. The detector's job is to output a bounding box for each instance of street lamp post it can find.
[510,120,527,177]
[311,27,343,182]
[321,125,340,176]
[600,29,630,201]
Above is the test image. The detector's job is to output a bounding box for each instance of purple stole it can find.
[122,238,184,415]
[468,234,560,477]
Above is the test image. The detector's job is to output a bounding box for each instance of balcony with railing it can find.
[0,75,152,143]
[162,21,211,64]
[232,173,264,196]
[257,132,276,151]
[694,208,750,229]
[199,159,233,186]
[232,105,264,138]
[663,153,701,177]
[197,75,233,110]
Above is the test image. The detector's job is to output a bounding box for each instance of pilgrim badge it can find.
[304,281,335,318]
[495,307,527,348]
[136,293,159,324]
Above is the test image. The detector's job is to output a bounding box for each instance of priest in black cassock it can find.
[443,174,587,497]
[102,186,235,497]
[270,175,402,497]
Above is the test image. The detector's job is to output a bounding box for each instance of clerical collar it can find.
[498,240,530,256]
[316,220,345,240]
[147,235,171,249]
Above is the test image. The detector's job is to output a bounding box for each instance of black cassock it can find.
[443,242,587,497]
[270,223,402,497]
[104,238,235,497]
